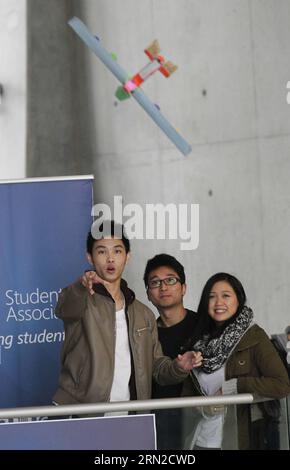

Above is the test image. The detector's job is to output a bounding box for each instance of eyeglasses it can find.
[147,277,181,289]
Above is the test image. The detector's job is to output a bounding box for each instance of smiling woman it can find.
[208,281,239,324]
[183,272,290,450]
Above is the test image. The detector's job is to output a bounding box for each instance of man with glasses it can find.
[143,253,198,449]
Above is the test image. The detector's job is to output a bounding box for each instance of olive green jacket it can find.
[183,324,290,449]
[226,324,290,398]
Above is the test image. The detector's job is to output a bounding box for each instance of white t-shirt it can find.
[194,366,225,396]
[193,414,224,448]
[109,306,131,403]
[191,366,225,448]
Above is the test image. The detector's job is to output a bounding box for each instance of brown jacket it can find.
[53,279,188,405]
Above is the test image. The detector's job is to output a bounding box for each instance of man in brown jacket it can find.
[53,221,201,405]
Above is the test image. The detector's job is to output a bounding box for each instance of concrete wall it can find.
[22,1,290,333]
[67,0,290,334]
[0,0,26,178]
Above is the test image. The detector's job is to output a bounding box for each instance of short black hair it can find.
[87,220,130,255]
[143,253,186,287]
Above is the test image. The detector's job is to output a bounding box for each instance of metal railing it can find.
[0,393,254,420]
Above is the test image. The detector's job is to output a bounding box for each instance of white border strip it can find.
[0,175,94,185]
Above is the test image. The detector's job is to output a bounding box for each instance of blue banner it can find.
[0,177,93,407]
[0,415,156,450]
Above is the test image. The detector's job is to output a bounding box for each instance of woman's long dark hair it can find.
[190,272,247,347]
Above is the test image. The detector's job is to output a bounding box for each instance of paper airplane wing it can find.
[131,87,191,156]
[145,39,161,60]
[162,61,178,76]
[68,17,191,156]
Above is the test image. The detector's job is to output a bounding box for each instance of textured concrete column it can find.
[26,0,92,176]
[0,0,26,178]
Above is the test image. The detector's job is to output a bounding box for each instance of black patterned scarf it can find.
[193,306,253,373]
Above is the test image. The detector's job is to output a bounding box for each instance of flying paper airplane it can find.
[68,17,191,156]
[115,39,178,101]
